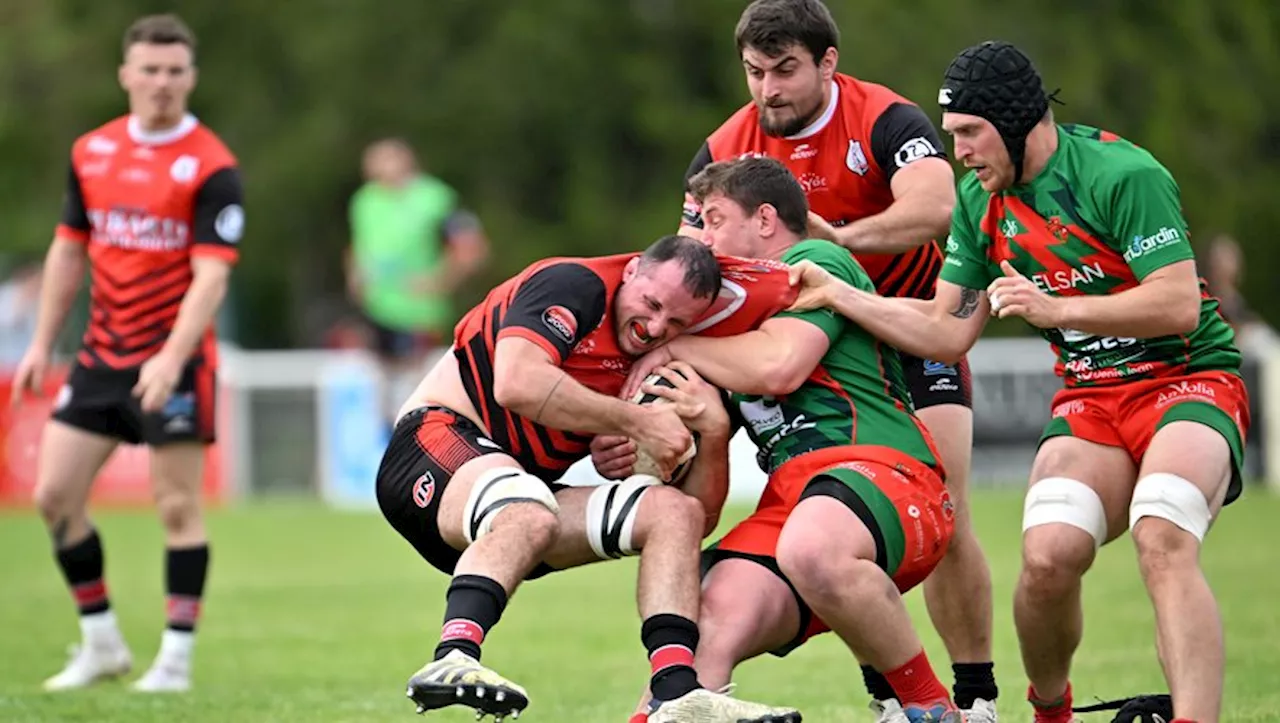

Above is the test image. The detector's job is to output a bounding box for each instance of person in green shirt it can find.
[346,137,489,424]
[792,41,1246,723]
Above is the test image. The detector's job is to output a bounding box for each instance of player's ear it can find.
[756,203,779,238]
[117,63,128,92]
[819,47,838,81]
[623,256,640,282]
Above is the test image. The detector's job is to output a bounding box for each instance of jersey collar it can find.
[785,81,839,141]
[127,113,198,146]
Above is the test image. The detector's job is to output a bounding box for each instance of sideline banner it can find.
[0,365,225,507]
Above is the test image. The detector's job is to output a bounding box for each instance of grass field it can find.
[1,488,1278,722]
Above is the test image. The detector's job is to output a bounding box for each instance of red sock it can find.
[628,715,648,723]
[1171,720,1198,723]
[883,650,953,709]
[1028,683,1073,723]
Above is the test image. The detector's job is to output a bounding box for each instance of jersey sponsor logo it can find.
[922,360,956,376]
[736,150,769,160]
[1155,380,1217,410]
[215,204,245,243]
[170,154,200,183]
[412,472,436,508]
[1000,216,1026,239]
[1031,262,1106,293]
[895,137,939,168]
[86,136,118,155]
[542,305,578,343]
[117,166,153,184]
[944,234,959,254]
[846,140,870,176]
[836,461,878,480]
[929,377,959,393]
[1123,227,1182,262]
[87,209,190,252]
[790,143,818,160]
[797,172,828,193]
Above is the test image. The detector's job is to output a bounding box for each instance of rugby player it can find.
[12,14,243,693]
[785,41,1246,723]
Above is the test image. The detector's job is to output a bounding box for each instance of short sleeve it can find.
[680,141,715,229]
[775,240,867,343]
[938,182,996,290]
[868,103,948,182]
[190,167,244,263]
[1108,165,1194,280]
[497,263,609,364]
[56,161,91,242]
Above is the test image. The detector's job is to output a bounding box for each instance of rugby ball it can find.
[629,370,698,485]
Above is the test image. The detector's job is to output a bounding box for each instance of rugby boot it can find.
[405,649,528,720]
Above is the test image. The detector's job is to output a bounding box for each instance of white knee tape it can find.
[1129,473,1211,542]
[1022,477,1108,548]
[463,467,560,544]
[586,474,661,560]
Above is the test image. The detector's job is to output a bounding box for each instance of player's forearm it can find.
[1054,278,1200,338]
[826,283,972,363]
[158,263,230,363]
[678,429,730,536]
[667,333,799,396]
[30,239,87,352]
[834,193,952,255]
[495,364,644,437]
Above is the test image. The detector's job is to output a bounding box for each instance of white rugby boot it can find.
[405,649,529,720]
[42,612,132,691]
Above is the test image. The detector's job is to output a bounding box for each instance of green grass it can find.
[1,488,1278,722]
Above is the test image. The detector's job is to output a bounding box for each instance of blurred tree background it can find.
[2,0,1277,348]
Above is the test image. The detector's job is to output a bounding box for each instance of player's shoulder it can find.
[835,73,916,116]
[69,115,131,157]
[784,239,869,284]
[706,102,761,159]
[184,122,238,168]
[1059,124,1172,186]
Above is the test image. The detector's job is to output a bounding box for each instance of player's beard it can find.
[758,94,824,138]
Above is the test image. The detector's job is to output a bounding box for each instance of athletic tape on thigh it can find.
[585,474,661,559]
[1022,477,1108,548]
[462,467,560,544]
[1129,472,1212,542]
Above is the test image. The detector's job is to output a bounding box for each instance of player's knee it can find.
[641,483,705,534]
[462,466,560,547]
[777,529,875,602]
[155,491,202,534]
[585,474,665,560]
[33,482,76,525]
[1020,532,1092,600]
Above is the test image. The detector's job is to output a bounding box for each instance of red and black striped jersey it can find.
[683,73,946,300]
[453,253,796,482]
[56,114,242,370]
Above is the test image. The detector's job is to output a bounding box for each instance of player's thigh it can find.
[1132,421,1232,543]
[700,555,804,660]
[149,441,206,502]
[1027,435,1138,549]
[33,419,118,520]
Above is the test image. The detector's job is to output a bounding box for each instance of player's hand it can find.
[133,351,185,414]
[629,401,700,480]
[622,345,674,399]
[986,260,1064,328]
[9,346,51,408]
[590,435,637,480]
[640,362,729,438]
[785,260,838,312]
[805,211,840,244]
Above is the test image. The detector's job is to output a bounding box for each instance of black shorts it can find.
[900,353,972,410]
[364,314,441,361]
[51,358,216,446]
[375,405,561,579]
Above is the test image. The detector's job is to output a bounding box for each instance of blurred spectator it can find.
[1201,233,1274,352]
[345,138,489,424]
[0,259,43,369]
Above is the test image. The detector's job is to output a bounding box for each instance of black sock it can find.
[56,530,110,616]
[434,575,508,662]
[953,662,998,709]
[641,614,701,702]
[861,664,898,701]
[166,545,210,633]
